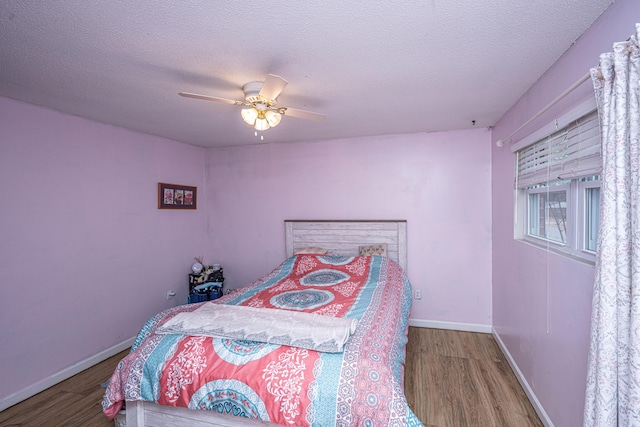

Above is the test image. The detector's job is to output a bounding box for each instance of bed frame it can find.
[285,220,407,270]
[122,219,408,427]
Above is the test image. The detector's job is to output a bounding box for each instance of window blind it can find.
[516,109,601,188]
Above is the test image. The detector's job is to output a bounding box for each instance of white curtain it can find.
[584,23,640,427]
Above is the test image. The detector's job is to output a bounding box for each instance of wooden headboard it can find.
[285,220,407,270]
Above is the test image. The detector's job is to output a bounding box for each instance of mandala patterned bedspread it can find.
[102,255,423,426]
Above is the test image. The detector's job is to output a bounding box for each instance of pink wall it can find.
[491,1,638,425]
[204,130,493,325]
[0,97,207,402]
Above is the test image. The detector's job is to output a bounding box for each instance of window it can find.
[526,180,569,244]
[514,101,601,263]
[580,176,600,253]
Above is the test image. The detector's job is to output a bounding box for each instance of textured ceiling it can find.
[0,1,613,147]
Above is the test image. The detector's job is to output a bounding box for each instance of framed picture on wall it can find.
[158,182,197,210]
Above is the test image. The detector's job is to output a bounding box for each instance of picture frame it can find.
[158,182,197,210]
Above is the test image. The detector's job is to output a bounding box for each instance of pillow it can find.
[358,243,388,256]
[294,247,329,255]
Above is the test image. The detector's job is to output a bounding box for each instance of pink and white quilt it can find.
[102,255,422,426]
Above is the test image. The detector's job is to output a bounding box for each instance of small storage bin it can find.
[188,281,223,303]
[188,266,224,304]
[188,292,209,304]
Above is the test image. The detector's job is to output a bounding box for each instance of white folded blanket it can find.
[156,302,358,353]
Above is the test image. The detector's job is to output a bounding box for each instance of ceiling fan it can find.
[179,74,325,134]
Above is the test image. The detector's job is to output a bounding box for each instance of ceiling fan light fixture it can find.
[241,108,258,125]
[254,117,270,131]
[265,110,281,127]
[180,74,325,136]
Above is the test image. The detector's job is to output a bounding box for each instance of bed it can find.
[102,220,422,426]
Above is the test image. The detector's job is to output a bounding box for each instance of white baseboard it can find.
[409,318,492,333]
[492,328,554,427]
[0,336,135,412]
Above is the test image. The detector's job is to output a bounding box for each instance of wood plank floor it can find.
[0,327,542,427]
[404,327,543,427]
[0,350,127,427]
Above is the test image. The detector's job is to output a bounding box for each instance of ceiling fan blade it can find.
[259,74,288,100]
[179,92,243,105]
[282,107,326,122]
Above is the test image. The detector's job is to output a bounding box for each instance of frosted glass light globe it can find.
[191,262,203,274]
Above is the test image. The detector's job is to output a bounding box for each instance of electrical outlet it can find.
[414,289,421,300]
[166,290,176,300]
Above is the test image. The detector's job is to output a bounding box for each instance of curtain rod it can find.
[496,71,592,147]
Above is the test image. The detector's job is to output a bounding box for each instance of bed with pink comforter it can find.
[102,254,422,426]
